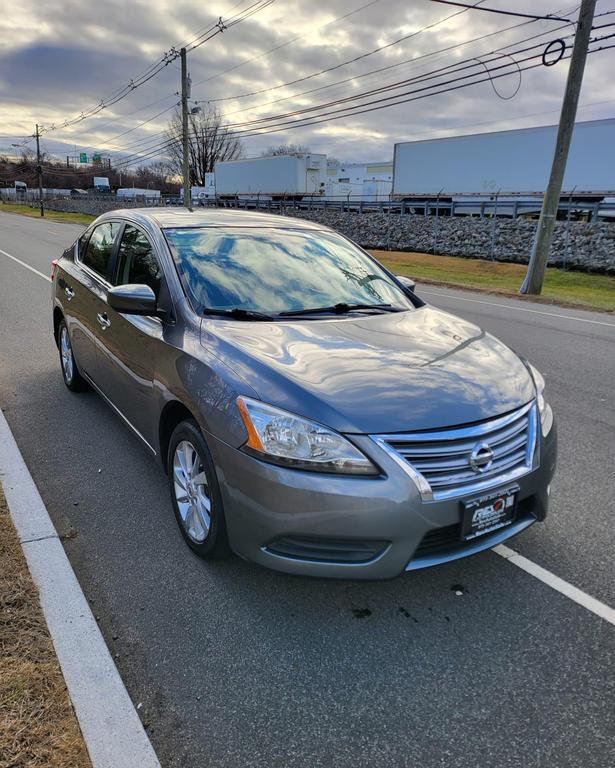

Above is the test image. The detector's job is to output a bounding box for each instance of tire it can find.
[57,319,89,392]
[167,419,230,560]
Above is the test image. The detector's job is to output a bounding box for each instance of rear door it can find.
[94,223,170,449]
[61,221,121,383]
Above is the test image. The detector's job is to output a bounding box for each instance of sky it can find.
[0,0,614,168]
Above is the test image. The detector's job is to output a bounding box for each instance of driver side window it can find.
[115,225,162,298]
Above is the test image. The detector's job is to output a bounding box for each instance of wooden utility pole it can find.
[180,48,192,211]
[521,0,596,294]
[35,124,44,217]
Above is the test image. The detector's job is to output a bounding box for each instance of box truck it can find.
[215,154,327,199]
[191,173,216,201]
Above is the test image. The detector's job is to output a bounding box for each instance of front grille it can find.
[376,401,537,501]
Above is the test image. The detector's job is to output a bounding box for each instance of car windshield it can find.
[163,226,414,315]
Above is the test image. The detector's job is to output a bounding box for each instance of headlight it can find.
[236,396,378,475]
[528,364,553,437]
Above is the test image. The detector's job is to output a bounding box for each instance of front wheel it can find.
[167,419,230,560]
[57,319,89,392]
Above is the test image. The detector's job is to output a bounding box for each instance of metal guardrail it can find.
[189,195,615,221]
[4,192,614,221]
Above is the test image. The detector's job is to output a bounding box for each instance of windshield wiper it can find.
[278,302,403,317]
[202,307,275,321]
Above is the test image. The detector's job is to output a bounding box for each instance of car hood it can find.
[201,306,536,434]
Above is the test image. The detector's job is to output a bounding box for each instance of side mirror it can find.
[107,284,157,315]
[396,274,416,293]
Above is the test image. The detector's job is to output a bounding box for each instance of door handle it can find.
[64,286,75,301]
[96,313,111,330]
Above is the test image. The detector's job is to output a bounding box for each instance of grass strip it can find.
[0,489,91,768]
[0,202,94,226]
[373,249,615,312]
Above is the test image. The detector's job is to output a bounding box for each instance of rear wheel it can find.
[57,319,89,392]
[167,419,230,559]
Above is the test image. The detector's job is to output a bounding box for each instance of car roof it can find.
[99,207,329,232]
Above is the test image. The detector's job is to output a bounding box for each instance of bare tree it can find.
[262,143,311,157]
[165,106,243,186]
[134,161,175,191]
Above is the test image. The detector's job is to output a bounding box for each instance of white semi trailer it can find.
[215,154,327,199]
[392,118,615,200]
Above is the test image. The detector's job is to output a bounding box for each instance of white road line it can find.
[0,410,161,768]
[0,247,51,282]
[494,545,615,626]
[421,289,615,328]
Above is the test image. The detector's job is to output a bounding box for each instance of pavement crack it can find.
[21,533,59,544]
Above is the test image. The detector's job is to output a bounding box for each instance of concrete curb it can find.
[0,409,161,768]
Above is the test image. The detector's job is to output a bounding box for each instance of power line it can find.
[46,0,587,155]
[215,10,581,118]
[67,0,487,156]
[29,0,275,140]
[27,0,261,146]
[106,34,607,170]
[34,5,614,172]
[192,0,385,89]
[100,17,584,159]
[426,0,572,22]
[35,0,427,153]
[198,0,489,101]
[219,39,574,130]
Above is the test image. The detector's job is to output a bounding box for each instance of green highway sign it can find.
[92,153,101,163]
[79,152,87,163]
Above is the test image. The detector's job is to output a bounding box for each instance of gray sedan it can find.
[51,208,557,578]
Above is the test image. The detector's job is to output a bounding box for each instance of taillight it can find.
[51,259,59,281]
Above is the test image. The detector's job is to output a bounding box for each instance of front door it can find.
[94,223,167,450]
[66,221,122,382]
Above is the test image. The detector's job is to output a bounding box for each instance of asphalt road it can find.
[1,210,614,768]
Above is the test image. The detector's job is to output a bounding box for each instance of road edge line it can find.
[0,409,161,768]
[493,544,615,626]
[0,246,52,282]
[419,288,615,328]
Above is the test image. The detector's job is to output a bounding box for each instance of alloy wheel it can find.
[60,325,74,384]
[172,440,211,543]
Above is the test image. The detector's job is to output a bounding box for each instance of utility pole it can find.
[35,123,44,217]
[521,0,596,294]
[180,47,192,211]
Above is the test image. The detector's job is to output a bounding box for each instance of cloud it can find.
[0,0,614,164]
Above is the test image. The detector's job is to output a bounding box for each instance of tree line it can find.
[1,106,315,194]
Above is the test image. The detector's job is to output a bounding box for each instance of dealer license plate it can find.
[461,487,518,541]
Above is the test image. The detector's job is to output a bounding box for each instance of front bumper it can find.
[207,420,557,580]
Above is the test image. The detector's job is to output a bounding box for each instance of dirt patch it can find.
[0,489,91,768]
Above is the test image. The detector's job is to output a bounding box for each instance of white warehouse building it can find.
[326,161,393,201]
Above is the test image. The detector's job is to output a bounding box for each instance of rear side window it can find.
[77,231,90,257]
[81,222,121,280]
[115,225,162,298]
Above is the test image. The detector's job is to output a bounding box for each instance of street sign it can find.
[79,152,87,163]
[92,153,101,164]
